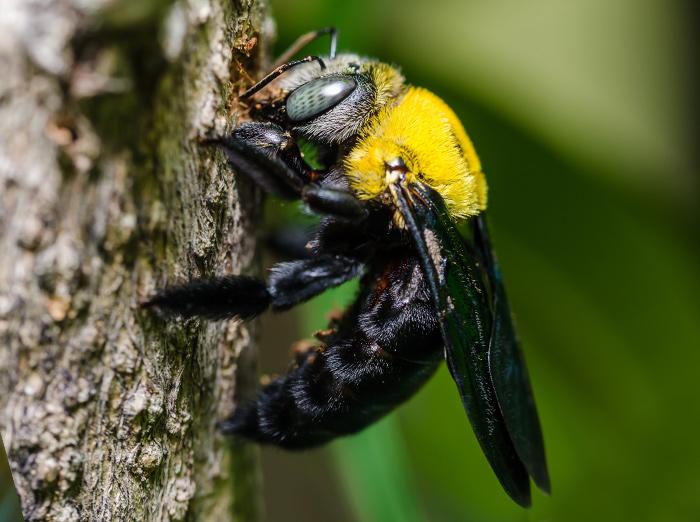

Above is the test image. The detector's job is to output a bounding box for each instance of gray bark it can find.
[0,0,270,520]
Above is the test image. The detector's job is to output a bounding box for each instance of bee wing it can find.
[393,183,531,507]
[472,214,551,494]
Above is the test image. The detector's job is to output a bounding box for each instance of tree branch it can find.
[0,0,270,520]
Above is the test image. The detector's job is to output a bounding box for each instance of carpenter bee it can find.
[145,28,550,506]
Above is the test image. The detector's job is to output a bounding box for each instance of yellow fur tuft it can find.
[345,87,487,220]
[369,63,406,108]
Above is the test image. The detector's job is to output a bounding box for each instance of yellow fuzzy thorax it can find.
[344,87,487,220]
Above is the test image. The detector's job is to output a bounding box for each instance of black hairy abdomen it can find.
[220,251,443,449]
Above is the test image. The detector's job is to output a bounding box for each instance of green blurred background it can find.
[0,438,21,521]
[2,1,697,521]
[258,0,699,521]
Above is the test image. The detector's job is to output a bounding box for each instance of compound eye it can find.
[286,77,357,122]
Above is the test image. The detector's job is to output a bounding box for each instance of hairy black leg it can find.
[268,255,362,310]
[143,276,270,320]
[301,185,368,221]
[217,122,309,199]
[143,255,362,320]
[216,122,368,221]
[220,252,444,448]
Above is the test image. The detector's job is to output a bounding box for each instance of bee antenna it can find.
[241,56,326,99]
[272,27,338,68]
[324,27,338,59]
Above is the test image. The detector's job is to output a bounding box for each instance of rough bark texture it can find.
[0,0,270,520]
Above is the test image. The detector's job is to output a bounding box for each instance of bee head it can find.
[278,55,405,144]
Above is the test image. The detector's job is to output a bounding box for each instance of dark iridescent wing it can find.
[393,183,548,506]
[472,214,551,494]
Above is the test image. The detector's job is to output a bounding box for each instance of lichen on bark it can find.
[0,0,270,520]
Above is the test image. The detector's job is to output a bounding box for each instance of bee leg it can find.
[143,255,362,320]
[216,122,311,199]
[216,122,368,221]
[142,275,270,321]
[267,254,362,311]
[301,185,368,221]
